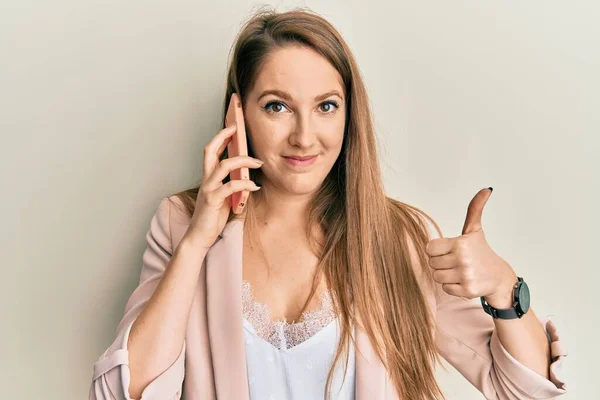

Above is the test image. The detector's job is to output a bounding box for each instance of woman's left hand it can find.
[425,187,519,309]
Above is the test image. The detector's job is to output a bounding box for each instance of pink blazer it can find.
[89,196,568,399]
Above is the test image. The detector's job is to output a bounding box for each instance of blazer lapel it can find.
[206,219,250,400]
[354,316,388,399]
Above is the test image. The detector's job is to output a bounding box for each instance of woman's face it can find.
[243,45,346,196]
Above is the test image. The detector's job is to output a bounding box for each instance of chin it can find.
[278,176,325,195]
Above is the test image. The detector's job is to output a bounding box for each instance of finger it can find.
[462,187,493,235]
[204,156,263,190]
[432,268,462,285]
[215,137,232,160]
[441,283,467,298]
[428,253,457,270]
[212,179,261,201]
[203,124,238,180]
[425,237,454,257]
[545,320,568,360]
[546,320,561,342]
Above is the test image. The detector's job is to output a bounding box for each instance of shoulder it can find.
[162,194,197,249]
[151,195,191,229]
[163,194,193,226]
[149,197,172,235]
[145,195,193,253]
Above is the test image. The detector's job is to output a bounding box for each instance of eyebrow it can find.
[257,89,344,103]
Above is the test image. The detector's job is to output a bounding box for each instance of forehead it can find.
[252,45,344,99]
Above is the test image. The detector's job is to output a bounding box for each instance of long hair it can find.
[171,7,445,399]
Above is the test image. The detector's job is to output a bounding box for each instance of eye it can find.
[262,101,289,114]
[319,100,340,115]
[261,100,340,115]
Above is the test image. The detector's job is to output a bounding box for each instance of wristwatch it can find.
[480,277,530,319]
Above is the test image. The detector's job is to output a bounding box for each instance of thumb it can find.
[461,187,493,235]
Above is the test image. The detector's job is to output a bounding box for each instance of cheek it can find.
[246,132,286,167]
[245,120,271,153]
[248,131,280,154]
[244,109,271,155]
[322,122,345,154]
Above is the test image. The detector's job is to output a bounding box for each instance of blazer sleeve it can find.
[434,286,568,399]
[89,197,186,400]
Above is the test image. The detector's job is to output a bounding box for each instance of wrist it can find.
[177,234,211,260]
[485,273,518,309]
[180,228,217,250]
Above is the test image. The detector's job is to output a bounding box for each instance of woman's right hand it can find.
[185,123,263,249]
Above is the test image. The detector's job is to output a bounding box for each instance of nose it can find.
[288,113,317,149]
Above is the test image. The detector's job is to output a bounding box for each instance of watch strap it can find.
[480,297,519,319]
[480,277,524,320]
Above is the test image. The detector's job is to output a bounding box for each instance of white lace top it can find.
[241,280,356,400]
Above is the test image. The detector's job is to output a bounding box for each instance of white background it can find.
[1,1,597,398]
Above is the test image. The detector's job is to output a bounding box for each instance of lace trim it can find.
[241,280,336,350]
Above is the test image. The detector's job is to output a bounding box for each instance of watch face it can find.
[518,281,531,313]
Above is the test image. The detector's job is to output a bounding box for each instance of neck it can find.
[251,181,315,231]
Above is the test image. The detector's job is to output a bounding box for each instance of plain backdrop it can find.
[1,1,597,399]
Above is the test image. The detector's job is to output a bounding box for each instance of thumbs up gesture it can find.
[425,187,518,308]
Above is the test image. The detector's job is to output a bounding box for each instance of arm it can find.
[407,231,568,399]
[434,285,567,399]
[418,188,568,399]
[89,197,207,400]
[485,274,554,381]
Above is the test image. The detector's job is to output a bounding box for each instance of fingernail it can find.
[488,187,493,192]
[255,159,264,165]
[254,182,262,187]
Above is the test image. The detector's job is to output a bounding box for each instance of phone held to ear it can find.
[225,93,250,215]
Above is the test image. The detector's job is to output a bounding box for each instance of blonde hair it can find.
[172,7,445,399]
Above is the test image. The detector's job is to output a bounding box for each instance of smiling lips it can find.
[283,154,318,166]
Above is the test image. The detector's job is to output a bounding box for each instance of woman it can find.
[89,8,567,400]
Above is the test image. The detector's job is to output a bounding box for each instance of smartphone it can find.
[224,93,250,215]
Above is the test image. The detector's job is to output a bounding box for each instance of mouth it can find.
[283,154,318,167]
